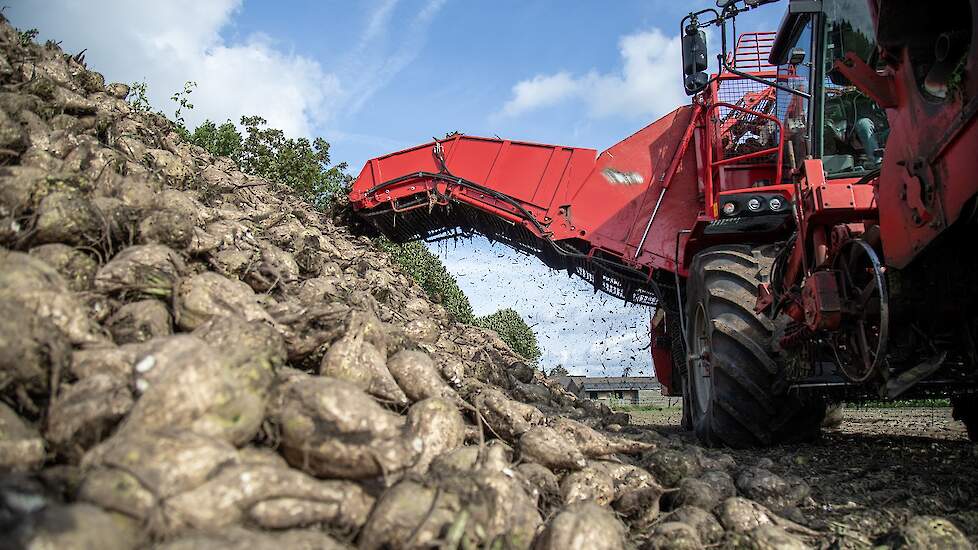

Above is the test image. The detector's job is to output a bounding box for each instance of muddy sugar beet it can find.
[2,14,975,550]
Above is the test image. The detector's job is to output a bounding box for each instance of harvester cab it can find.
[350,0,978,447]
[684,0,891,183]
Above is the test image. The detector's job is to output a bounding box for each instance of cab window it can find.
[776,17,814,171]
[820,0,889,176]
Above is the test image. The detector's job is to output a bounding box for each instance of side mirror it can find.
[823,43,851,85]
[828,66,851,86]
[682,26,708,76]
[682,24,709,95]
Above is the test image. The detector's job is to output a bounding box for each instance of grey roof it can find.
[579,376,660,391]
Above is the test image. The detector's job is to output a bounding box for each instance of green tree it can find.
[189,119,243,160]
[184,114,350,210]
[120,81,352,209]
[238,115,351,210]
[474,308,542,364]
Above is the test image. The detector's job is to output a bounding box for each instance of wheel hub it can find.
[690,303,713,414]
[831,239,890,382]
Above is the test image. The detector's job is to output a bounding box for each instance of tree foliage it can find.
[185,115,351,209]
[549,365,569,377]
[474,308,542,364]
[170,81,196,129]
[126,80,152,113]
[188,120,242,160]
[239,116,350,209]
[18,28,39,47]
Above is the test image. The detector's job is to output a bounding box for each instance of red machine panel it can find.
[350,106,703,278]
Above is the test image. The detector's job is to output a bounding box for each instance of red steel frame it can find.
[350,7,978,396]
[350,35,794,394]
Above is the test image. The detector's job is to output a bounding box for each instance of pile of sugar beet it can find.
[0,16,972,550]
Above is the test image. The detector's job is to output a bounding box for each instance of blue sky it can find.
[10,0,784,375]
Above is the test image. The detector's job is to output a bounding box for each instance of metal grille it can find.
[715,78,780,165]
[731,32,778,72]
[711,32,784,167]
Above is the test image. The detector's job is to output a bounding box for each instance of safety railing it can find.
[731,31,778,73]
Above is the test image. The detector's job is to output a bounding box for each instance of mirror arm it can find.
[682,8,721,35]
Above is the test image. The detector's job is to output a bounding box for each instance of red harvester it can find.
[350,0,978,446]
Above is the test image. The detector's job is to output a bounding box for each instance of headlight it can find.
[747,197,762,211]
[768,197,784,211]
[722,202,737,216]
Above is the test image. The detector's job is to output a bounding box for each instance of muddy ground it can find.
[631,406,978,546]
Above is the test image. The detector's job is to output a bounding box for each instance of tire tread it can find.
[685,245,825,448]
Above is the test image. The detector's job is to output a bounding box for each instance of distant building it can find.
[576,376,661,404]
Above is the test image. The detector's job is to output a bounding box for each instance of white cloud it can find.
[499,28,687,121]
[189,38,339,137]
[360,0,402,46]
[9,0,336,137]
[500,72,581,117]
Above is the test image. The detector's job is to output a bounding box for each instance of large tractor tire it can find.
[683,245,825,447]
